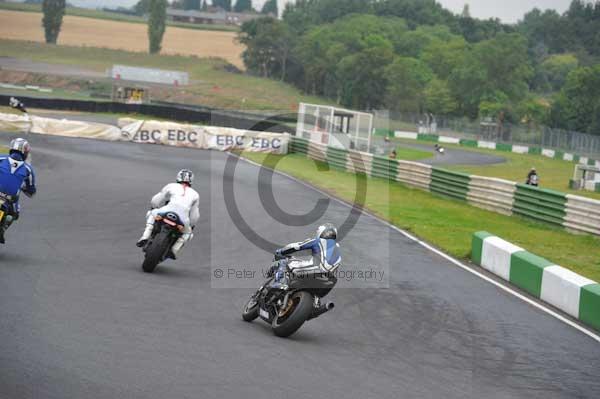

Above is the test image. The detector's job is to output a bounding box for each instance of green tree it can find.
[148,0,167,54]
[538,53,579,91]
[517,97,550,127]
[261,0,278,15]
[461,4,470,18]
[336,35,395,109]
[133,0,151,15]
[238,18,295,80]
[449,33,532,118]
[42,0,66,44]
[234,0,252,12]
[384,57,433,113]
[424,78,458,115]
[549,65,600,134]
[420,36,467,79]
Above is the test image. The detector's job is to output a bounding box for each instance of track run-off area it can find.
[0,132,599,399]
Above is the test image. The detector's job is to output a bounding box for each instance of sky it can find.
[61,0,574,23]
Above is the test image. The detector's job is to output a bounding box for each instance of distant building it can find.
[166,8,263,26]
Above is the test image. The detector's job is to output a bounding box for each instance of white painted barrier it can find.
[564,195,600,235]
[396,161,431,189]
[438,136,460,144]
[512,145,529,154]
[394,131,418,140]
[477,141,496,150]
[542,148,555,158]
[563,153,574,161]
[467,176,516,215]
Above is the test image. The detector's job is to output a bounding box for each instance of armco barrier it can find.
[467,176,516,215]
[290,136,309,154]
[288,137,600,236]
[326,147,348,170]
[564,195,600,235]
[371,156,398,181]
[512,184,566,226]
[472,231,600,331]
[396,161,431,190]
[346,150,372,175]
[307,140,327,163]
[429,168,470,201]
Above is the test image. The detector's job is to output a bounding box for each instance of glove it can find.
[273,249,286,261]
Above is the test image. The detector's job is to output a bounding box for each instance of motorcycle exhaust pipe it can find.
[309,302,335,320]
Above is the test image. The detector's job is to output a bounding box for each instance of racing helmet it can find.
[9,138,31,160]
[317,223,337,240]
[176,169,194,185]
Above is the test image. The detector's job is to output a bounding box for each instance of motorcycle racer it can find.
[269,223,341,288]
[136,169,199,259]
[0,138,36,243]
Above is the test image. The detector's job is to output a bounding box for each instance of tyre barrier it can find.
[472,232,600,332]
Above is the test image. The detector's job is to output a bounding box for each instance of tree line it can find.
[239,0,600,135]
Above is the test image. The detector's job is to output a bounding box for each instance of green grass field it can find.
[0,39,331,111]
[392,146,433,161]
[0,2,238,32]
[241,151,600,282]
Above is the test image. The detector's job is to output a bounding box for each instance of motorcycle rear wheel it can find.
[142,231,171,273]
[272,291,313,338]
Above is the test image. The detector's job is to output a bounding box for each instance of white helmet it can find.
[9,138,31,160]
[316,223,337,239]
[176,169,194,185]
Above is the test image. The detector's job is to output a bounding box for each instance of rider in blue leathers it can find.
[269,223,341,288]
[0,138,36,243]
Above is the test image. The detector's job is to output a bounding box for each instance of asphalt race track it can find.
[0,132,599,399]
[398,142,507,166]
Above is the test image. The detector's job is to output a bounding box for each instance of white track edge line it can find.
[236,153,600,343]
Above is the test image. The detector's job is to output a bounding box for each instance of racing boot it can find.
[0,215,14,244]
[136,223,154,248]
[167,236,186,260]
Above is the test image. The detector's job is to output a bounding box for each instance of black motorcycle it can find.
[242,255,337,337]
[141,212,184,273]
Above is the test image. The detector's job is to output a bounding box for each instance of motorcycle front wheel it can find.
[242,295,260,322]
[272,291,313,338]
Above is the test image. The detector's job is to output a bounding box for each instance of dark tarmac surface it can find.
[400,142,506,166]
[0,133,598,399]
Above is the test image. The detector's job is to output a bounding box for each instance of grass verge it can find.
[241,151,600,282]
[393,145,433,161]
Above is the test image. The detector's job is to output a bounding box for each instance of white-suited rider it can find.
[136,169,199,259]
